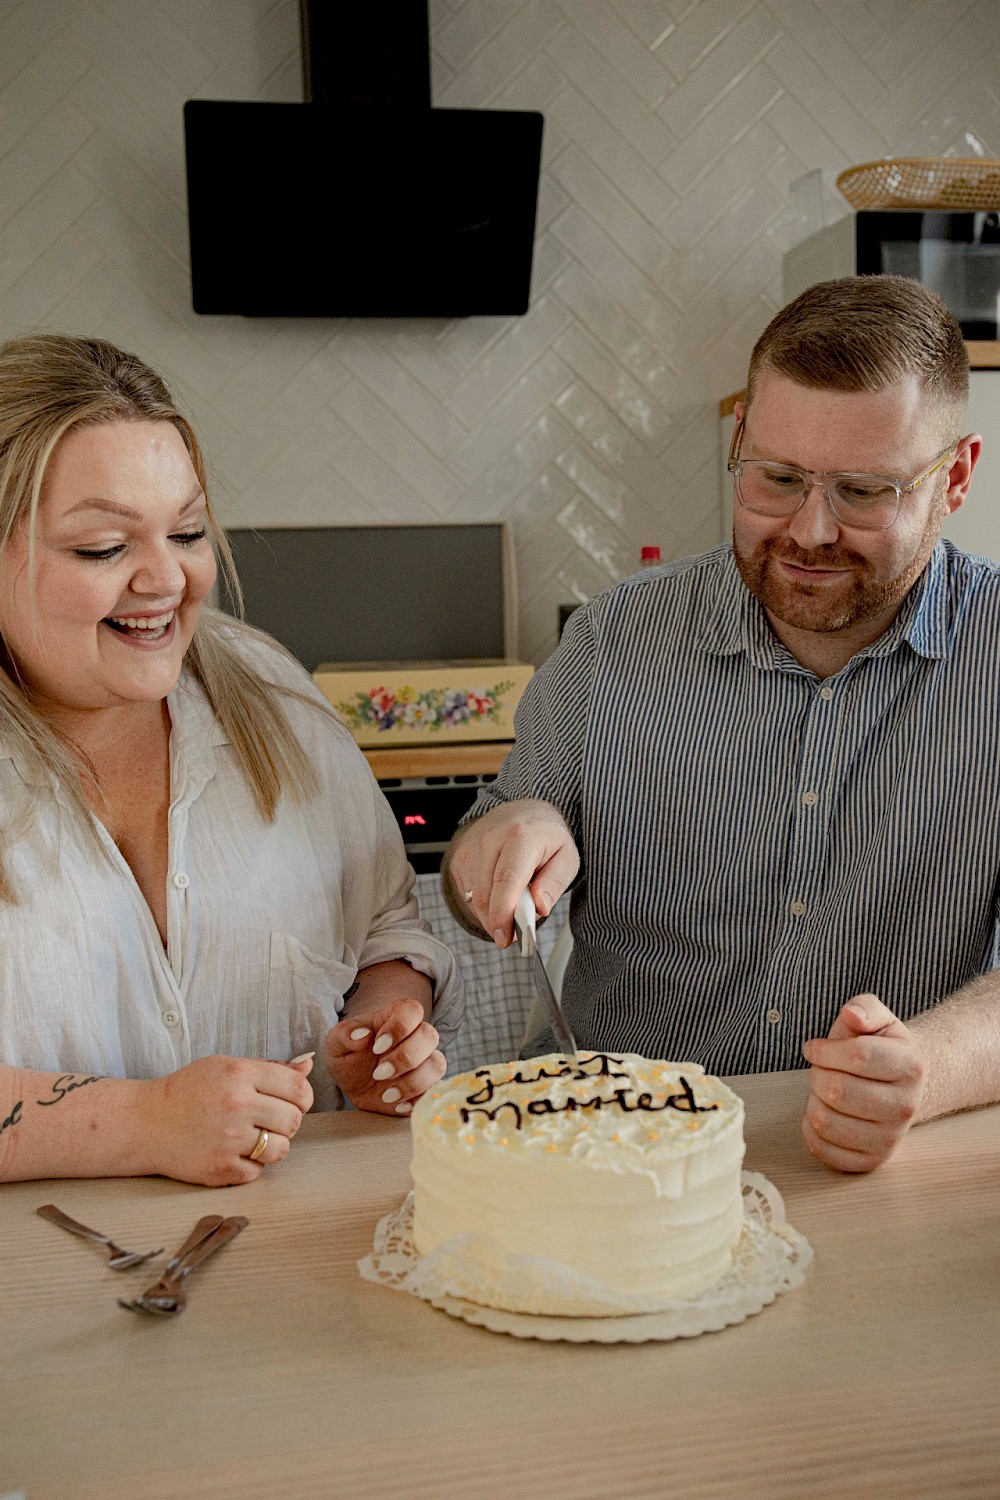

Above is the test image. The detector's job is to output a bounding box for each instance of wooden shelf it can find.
[362,741,514,780]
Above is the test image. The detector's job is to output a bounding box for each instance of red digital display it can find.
[404,814,427,826]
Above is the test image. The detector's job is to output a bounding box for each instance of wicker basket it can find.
[837,157,1000,211]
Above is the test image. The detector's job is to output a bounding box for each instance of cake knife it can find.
[513,890,578,1057]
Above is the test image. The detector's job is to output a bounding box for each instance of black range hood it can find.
[183,1,544,318]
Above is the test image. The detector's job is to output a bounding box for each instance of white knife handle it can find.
[514,889,537,957]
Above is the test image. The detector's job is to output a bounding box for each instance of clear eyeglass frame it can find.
[727,420,959,532]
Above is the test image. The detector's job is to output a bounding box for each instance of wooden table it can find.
[3,1072,999,1499]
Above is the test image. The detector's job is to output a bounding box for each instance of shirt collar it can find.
[167,665,229,792]
[0,740,46,785]
[864,540,950,662]
[699,542,951,671]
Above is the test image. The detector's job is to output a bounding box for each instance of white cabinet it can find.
[719,402,736,541]
[718,368,1000,560]
[941,369,1000,560]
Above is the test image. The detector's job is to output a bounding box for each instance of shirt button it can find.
[172,872,190,890]
[790,900,806,917]
[802,791,818,807]
[162,1009,180,1028]
[766,1008,781,1025]
[819,687,833,701]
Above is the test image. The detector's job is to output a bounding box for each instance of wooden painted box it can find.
[312,659,535,747]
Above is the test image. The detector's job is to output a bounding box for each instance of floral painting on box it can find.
[337,680,515,735]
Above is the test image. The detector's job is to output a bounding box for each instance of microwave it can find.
[783,211,1000,340]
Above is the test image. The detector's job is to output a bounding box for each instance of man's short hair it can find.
[746,275,968,427]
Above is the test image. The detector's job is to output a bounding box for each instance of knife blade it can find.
[513,890,578,1057]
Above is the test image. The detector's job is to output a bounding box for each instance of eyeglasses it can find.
[727,420,959,532]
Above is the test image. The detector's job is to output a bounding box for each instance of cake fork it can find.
[157,1212,226,1276]
[36,1203,163,1270]
[118,1214,248,1316]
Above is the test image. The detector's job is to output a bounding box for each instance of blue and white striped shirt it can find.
[467,541,1000,1074]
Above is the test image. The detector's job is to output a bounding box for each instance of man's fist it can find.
[801,993,927,1172]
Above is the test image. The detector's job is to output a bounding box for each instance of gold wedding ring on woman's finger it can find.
[247,1128,269,1162]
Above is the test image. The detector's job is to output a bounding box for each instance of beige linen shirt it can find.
[0,629,461,1110]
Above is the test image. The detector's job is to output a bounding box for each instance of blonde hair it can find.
[0,332,328,901]
[746,276,968,429]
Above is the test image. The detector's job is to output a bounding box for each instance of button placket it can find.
[164,766,196,1026]
[752,980,790,1069]
[781,683,843,931]
[766,685,844,1047]
[756,688,833,1066]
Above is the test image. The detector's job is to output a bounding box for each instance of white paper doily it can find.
[357,1171,812,1343]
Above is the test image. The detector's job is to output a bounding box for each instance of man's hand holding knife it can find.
[445,797,579,946]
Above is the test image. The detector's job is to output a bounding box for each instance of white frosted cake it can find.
[410,1051,746,1316]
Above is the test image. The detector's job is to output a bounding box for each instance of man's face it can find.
[732,370,962,640]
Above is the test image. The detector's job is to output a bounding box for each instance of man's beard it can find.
[734,498,945,636]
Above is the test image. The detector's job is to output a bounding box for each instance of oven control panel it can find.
[378,773,497,873]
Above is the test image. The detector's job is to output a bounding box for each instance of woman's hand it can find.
[326,996,446,1116]
[141,1054,314,1187]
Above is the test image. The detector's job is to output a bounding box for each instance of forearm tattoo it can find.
[0,1074,106,1150]
[0,1099,22,1139]
[35,1074,104,1107]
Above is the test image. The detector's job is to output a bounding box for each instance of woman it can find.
[0,334,460,1186]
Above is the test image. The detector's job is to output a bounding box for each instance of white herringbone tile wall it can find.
[1,0,999,662]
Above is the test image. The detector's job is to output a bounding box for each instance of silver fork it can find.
[159,1212,225,1276]
[37,1203,163,1270]
[118,1215,248,1316]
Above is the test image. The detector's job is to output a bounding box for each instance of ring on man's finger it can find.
[463,889,474,902]
[247,1128,269,1162]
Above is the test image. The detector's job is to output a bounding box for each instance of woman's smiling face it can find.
[0,420,217,718]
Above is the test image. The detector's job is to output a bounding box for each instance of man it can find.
[443,275,1000,1174]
